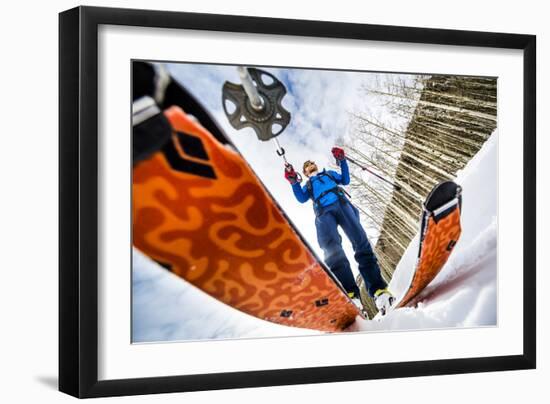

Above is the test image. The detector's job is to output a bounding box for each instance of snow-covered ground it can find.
[132,130,497,342]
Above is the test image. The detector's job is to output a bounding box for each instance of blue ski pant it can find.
[314,199,387,297]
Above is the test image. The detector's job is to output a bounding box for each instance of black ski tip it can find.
[424,181,461,212]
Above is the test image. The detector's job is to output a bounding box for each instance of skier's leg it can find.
[337,200,387,297]
[315,208,360,296]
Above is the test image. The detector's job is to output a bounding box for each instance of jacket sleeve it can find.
[327,160,350,186]
[292,182,310,203]
[339,159,350,185]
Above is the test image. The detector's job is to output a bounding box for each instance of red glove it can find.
[284,164,300,184]
[332,147,345,161]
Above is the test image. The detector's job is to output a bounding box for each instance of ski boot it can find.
[374,289,395,316]
[348,291,368,317]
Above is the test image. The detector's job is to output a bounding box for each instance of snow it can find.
[132,127,497,342]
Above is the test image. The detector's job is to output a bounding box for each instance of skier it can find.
[284,147,395,314]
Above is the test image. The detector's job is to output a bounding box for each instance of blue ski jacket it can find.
[291,159,350,208]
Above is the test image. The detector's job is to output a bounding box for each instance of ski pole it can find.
[345,156,401,191]
[237,66,265,111]
[274,137,302,182]
[274,138,288,164]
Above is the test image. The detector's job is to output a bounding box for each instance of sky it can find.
[163,62,411,277]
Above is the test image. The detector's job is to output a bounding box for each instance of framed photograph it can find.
[59,6,536,398]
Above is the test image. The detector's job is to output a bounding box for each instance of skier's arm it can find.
[339,159,350,185]
[327,160,350,186]
[292,183,310,203]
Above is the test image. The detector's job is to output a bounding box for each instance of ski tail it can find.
[397,181,463,308]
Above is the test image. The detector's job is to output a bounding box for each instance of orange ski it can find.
[133,106,361,332]
[397,181,462,308]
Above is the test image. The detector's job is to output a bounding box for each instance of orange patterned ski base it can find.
[397,182,462,308]
[133,106,360,332]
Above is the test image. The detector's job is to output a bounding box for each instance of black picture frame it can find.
[59,6,536,398]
